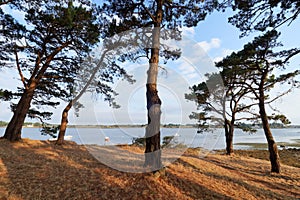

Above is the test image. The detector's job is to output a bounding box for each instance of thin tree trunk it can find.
[223,91,234,155]
[259,98,281,173]
[56,101,72,145]
[144,0,163,171]
[2,82,36,141]
[258,70,280,173]
[55,49,109,145]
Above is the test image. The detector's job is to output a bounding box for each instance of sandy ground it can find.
[0,139,299,200]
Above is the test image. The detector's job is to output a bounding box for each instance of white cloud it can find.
[197,38,221,52]
[178,64,196,74]
[213,48,235,63]
[182,27,196,37]
[163,37,223,86]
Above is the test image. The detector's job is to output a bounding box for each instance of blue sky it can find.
[0,6,299,125]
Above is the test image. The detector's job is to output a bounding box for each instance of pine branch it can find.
[14,49,27,89]
[140,3,156,22]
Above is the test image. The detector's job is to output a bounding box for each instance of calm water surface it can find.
[1,127,299,150]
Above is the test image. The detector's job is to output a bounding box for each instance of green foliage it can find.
[0,89,13,101]
[102,0,219,33]
[229,0,300,36]
[1,0,102,125]
[185,71,256,134]
[161,135,186,148]
[185,73,224,133]
[101,1,220,158]
[0,6,26,67]
[162,136,175,148]
[41,124,60,138]
[0,121,7,127]
[216,30,299,126]
[132,137,146,147]
[216,30,300,91]
[187,30,299,137]
[33,122,41,127]
[101,0,219,65]
[269,123,285,129]
[131,135,184,148]
[162,123,180,128]
[236,122,257,133]
[73,53,134,112]
[269,114,291,125]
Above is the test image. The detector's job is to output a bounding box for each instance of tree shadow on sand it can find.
[177,156,300,199]
[1,139,299,199]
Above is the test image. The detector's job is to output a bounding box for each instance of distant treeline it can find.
[0,121,300,129]
[0,121,42,127]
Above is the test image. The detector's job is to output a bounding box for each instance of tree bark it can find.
[56,50,109,145]
[258,71,280,173]
[144,0,163,171]
[223,92,234,155]
[225,119,234,155]
[56,101,72,145]
[144,89,162,170]
[2,82,37,141]
[259,98,281,173]
[2,42,70,142]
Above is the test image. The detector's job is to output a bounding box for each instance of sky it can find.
[0,5,300,125]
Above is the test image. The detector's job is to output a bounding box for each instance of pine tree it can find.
[101,0,219,172]
[229,0,300,37]
[216,30,300,173]
[1,0,101,141]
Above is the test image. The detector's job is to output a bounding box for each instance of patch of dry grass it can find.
[232,149,300,168]
[0,139,299,200]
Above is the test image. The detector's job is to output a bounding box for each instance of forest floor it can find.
[0,138,299,200]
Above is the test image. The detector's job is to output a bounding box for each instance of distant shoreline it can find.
[1,123,300,129]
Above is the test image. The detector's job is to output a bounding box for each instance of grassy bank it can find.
[0,139,299,199]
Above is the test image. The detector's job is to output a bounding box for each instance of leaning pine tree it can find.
[2,0,101,141]
[56,46,134,145]
[216,30,300,173]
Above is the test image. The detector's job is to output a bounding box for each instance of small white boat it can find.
[104,136,110,142]
[64,135,73,140]
[48,135,73,141]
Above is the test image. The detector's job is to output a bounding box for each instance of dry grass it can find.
[0,139,299,200]
[232,149,300,168]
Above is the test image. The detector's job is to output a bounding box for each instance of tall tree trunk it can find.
[223,92,234,155]
[144,0,163,171]
[259,98,281,173]
[56,101,72,145]
[2,43,69,142]
[258,71,280,173]
[2,82,37,141]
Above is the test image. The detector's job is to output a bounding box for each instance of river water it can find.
[1,127,299,150]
